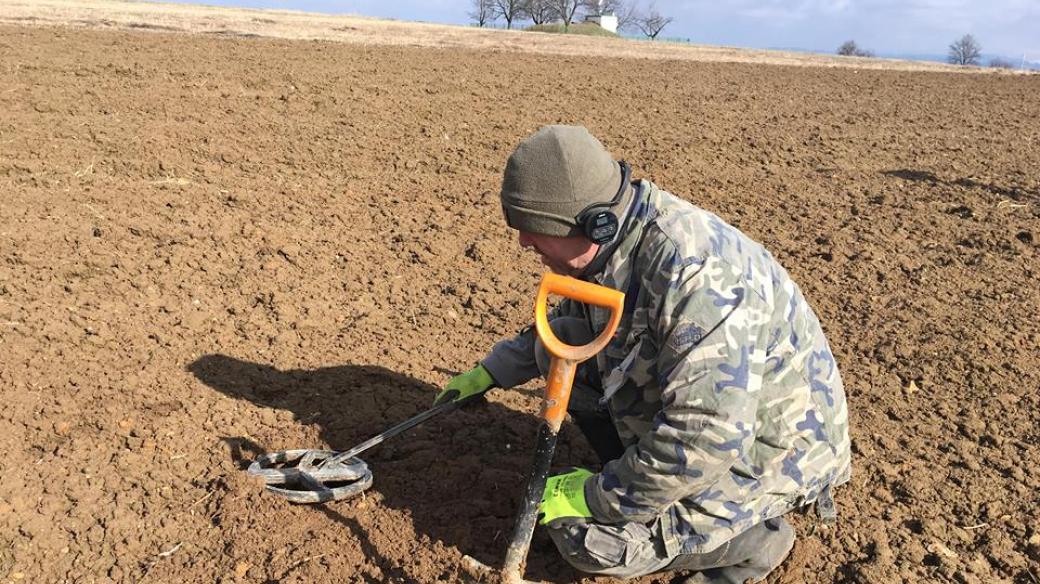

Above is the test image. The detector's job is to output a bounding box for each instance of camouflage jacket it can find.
[483,180,851,554]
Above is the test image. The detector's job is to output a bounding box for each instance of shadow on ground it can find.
[882,168,1039,203]
[189,353,600,583]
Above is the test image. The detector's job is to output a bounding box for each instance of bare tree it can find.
[837,40,873,58]
[948,34,982,66]
[613,0,639,33]
[550,0,585,29]
[469,0,496,27]
[635,3,673,40]
[491,0,526,29]
[584,0,617,14]
[524,0,556,25]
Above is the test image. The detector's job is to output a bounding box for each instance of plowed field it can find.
[1,16,1038,584]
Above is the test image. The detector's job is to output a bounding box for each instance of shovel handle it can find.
[534,273,624,430]
[501,275,624,584]
[534,273,624,362]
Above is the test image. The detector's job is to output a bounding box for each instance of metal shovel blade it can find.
[247,449,373,504]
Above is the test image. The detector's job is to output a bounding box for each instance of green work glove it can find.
[539,468,594,527]
[433,364,495,406]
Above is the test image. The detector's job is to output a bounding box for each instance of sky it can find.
[167,0,1040,60]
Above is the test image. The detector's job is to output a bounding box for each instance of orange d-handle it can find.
[534,273,625,431]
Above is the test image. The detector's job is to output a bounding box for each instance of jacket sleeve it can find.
[585,249,764,524]
[480,299,584,389]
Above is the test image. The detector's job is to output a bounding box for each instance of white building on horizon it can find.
[584,0,618,34]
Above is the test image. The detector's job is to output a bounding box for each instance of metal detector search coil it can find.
[248,449,373,504]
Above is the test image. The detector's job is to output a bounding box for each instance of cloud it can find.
[735,0,853,22]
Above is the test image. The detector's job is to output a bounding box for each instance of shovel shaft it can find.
[541,357,578,432]
[502,356,577,582]
[501,274,625,583]
[502,422,560,584]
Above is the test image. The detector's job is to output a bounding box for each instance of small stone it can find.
[927,541,958,559]
[234,561,250,579]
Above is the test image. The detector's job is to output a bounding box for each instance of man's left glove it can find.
[539,468,594,527]
[433,364,495,406]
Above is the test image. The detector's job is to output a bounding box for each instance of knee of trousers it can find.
[667,516,796,574]
[546,522,671,579]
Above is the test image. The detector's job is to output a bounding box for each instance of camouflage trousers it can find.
[535,318,795,582]
[546,516,794,582]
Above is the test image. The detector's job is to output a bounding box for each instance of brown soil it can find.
[1,18,1039,584]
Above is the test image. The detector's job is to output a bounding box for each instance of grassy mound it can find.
[526,22,618,37]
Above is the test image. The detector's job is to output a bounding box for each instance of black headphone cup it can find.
[576,160,630,244]
[583,210,619,244]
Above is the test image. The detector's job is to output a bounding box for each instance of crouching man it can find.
[436,125,851,583]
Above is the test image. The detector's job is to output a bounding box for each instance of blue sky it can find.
[168,0,1039,58]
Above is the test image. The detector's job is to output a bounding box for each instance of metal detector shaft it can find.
[247,390,479,504]
[322,397,462,468]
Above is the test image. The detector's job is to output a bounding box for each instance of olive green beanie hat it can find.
[500,125,627,238]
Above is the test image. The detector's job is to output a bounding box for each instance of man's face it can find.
[517,230,599,277]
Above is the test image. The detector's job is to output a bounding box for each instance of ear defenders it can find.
[575,160,632,245]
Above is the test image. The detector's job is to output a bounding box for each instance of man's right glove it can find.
[539,468,594,527]
[433,364,495,406]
